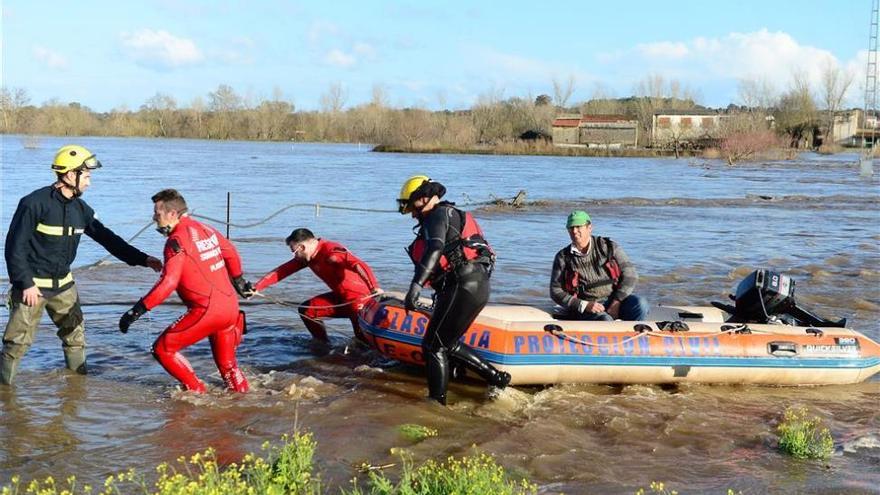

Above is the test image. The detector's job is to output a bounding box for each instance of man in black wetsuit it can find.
[398,175,511,405]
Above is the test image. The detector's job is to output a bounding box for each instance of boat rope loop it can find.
[543,322,752,348]
[252,291,384,324]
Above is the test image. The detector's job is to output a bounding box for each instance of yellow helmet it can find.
[52,145,102,174]
[398,175,430,214]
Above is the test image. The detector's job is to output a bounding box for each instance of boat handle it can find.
[768,341,798,357]
[544,324,563,333]
[806,328,824,337]
[721,324,751,334]
[633,324,652,333]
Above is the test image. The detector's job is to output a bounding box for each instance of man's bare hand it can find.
[22,286,43,307]
[145,256,163,272]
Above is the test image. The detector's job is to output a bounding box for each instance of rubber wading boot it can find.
[425,349,449,405]
[0,355,19,385]
[449,343,511,389]
[63,348,87,375]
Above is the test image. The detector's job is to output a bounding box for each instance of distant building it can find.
[829,109,861,145]
[651,109,722,147]
[551,114,639,148]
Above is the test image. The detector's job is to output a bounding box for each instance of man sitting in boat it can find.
[550,210,649,321]
[248,228,381,343]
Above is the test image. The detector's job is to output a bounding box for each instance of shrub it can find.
[1,432,321,495]
[777,406,834,460]
[720,129,784,165]
[345,451,537,495]
[397,424,438,442]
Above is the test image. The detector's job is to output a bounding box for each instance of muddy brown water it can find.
[1,137,878,494]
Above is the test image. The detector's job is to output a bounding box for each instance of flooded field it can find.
[1,136,878,494]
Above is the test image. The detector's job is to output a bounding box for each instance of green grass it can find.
[1,432,322,495]
[397,424,438,442]
[1,433,536,495]
[344,450,537,495]
[776,406,835,460]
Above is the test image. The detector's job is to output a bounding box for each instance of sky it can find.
[0,0,872,112]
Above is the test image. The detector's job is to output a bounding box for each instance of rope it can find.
[1,195,516,287]
[253,290,382,310]
[189,203,399,229]
[252,291,384,324]
[0,193,519,308]
[77,220,156,270]
[546,322,752,349]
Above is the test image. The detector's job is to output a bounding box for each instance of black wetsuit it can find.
[410,202,509,404]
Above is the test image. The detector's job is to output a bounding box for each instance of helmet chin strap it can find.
[59,169,85,197]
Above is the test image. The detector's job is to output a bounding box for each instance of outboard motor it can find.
[713,269,847,327]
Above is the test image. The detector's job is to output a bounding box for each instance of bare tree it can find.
[0,87,31,133]
[631,74,699,147]
[320,82,347,113]
[371,83,389,108]
[737,77,778,110]
[582,82,624,115]
[208,84,242,139]
[819,62,855,145]
[253,87,294,140]
[471,87,506,144]
[188,96,207,138]
[141,92,178,137]
[552,74,576,109]
[775,71,818,148]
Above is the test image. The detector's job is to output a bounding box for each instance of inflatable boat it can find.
[357,270,880,386]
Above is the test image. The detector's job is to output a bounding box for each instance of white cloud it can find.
[599,29,862,105]
[325,49,356,67]
[353,42,376,59]
[610,30,841,86]
[636,41,689,59]
[120,29,203,69]
[322,42,377,68]
[33,46,68,70]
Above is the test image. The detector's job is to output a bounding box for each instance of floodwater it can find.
[1,136,878,494]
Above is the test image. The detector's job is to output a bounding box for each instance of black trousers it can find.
[422,263,502,403]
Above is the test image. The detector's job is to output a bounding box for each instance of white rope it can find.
[252,290,384,324]
[547,323,751,349]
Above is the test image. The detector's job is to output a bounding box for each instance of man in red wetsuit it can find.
[119,189,252,393]
[251,228,380,343]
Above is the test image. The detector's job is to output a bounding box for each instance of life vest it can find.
[563,236,621,297]
[407,208,494,275]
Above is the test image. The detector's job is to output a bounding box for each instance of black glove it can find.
[232,276,255,298]
[119,300,147,334]
[404,282,422,312]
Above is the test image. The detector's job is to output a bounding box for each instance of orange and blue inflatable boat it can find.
[358,295,880,386]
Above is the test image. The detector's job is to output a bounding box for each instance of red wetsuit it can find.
[141,215,249,393]
[254,239,379,341]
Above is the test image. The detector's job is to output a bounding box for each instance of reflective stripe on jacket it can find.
[4,185,149,291]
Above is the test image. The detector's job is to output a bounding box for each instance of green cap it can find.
[566,210,591,228]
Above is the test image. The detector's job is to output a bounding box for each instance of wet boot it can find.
[222,367,250,393]
[450,343,511,389]
[63,347,87,375]
[424,349,449,405]
[0,354,18,386]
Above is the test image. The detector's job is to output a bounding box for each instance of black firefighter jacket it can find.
[5,185,149,293]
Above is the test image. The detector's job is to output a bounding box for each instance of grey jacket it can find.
[549,235,638,310]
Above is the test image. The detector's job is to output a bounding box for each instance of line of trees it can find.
[0,68,858,154]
